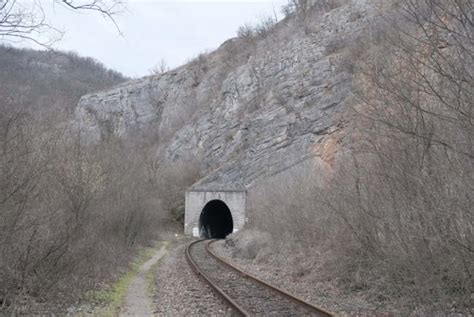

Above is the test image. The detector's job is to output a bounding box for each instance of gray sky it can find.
[34,0,288,77]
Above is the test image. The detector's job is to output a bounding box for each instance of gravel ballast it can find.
[152,240,233,316]
[212,239,383,317]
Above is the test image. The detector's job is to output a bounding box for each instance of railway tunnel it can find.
[185,190,246,237]
[199,200,233,238]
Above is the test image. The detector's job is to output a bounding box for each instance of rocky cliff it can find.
[75,0,375,190]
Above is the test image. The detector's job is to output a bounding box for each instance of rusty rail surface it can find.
[186,239,333,316]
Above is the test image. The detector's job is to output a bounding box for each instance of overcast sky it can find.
[26,0,288,77]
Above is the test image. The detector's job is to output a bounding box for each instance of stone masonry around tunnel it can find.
[185,190,246,237]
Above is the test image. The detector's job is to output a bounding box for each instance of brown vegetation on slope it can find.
[0,48,203,313]
[233,0,473,315]
[0,46,126,114]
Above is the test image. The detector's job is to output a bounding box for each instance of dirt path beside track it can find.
[119,245,167,316]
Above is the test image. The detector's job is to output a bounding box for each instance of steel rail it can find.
[205,239,334,317]
[185,239,250,316]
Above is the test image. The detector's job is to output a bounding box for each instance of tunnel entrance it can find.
[199,200,234,239]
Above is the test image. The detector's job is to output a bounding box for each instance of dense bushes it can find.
[246,0,473,313]
[0,46,202,312]
[0,108,202,312]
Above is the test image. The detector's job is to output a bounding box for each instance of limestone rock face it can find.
[75,0,374,190]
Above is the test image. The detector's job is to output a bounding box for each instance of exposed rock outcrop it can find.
[75,0,374,190]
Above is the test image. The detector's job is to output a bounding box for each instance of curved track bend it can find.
[186,239,333,316]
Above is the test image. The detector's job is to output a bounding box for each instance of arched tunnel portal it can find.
[184,190,246,237]
[199,200,233,239]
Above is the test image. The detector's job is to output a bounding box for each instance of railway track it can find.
[186,239,333,316]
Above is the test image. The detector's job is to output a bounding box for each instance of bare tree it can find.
[0,0,124,46]
[149,58,169,76]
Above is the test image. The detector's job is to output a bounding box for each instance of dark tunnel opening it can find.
[199,200,234,239]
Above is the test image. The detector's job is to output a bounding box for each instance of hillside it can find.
[1,0,472,315]
[74,0,473,315]
[0,45,126,114]
[75,0,370,189]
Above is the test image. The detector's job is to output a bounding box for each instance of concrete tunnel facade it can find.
[184,190,246,238]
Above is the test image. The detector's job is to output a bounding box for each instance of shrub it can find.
[237,16,277,40]
[237,24,254,39]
